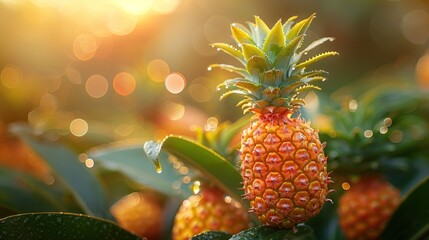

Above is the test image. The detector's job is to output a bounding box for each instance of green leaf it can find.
[263,20,285,62]
[191,231,232,240]
[218,115,251,152]
[273,35,304,70]
[247,56,269,77]
[231,24,254,45]
[88,140,192,199]
[0,212,140,240]
[209,64,250,78]
[283,15,298,34]
[301,37,335,54]
[0,167,67,213]
[242,43,267,61]
[381,176,429,240]
[285,13,315,43]
[229,225,315,239]
[9,123,111,219]
[250,16,270,48]
[144,136,244,203]
[295,51,339,69]
[211,43,245,66]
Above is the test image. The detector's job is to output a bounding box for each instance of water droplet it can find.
[154,161,162,173]
[216,48,221,52]
[216,87,221,91]
[192,181,201,194]
[304,52,308,55]
[225,85,229,89]
[207,66,212,71]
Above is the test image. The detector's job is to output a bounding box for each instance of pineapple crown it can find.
[210,14,338,115]
[320,86,428,175]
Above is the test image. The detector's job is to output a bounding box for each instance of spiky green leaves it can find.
[211,14,337,114]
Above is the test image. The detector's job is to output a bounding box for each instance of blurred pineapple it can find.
[0,121,50,180]
[110,191,165,239]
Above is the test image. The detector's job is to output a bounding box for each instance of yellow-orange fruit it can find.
[172,186,249,240]
[339,176,401,240]
[111,192,164,239]
[241,114,329,228]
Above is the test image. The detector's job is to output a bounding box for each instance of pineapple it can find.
[172,185,249,240]
[338,175,400,240]
[211,14,337,228]
[319,86,428,239]
[110,191,165,239]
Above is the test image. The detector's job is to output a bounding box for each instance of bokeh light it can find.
[147,59,170,83]
[151,0,181,14]
[113,72,136,96]
[416,54,429,89]
[163,102,185,120]
[401,9,429,45]
[188,77,213,102]
[65,66,82,85]
[39,93,58,113]
[106,9,138,36]
[70,118,89,137]
[86,74,109,98]
[165,73,186,94]
[73,34,98,61]
[85,158,95,168]
[342,182,351,191]
[114,0,154,16]
[1,65,23,89]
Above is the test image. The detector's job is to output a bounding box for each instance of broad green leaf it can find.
[88,140,192,199]
[9,123,111,219]
[0,167,67,214]
[144,136,244,203]
[0,212,140,240]
[229,225,315,239]
[218,115,251,153]
[381,176,429,240]
[191,231,232,240]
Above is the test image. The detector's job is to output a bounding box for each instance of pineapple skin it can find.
[172,186,249,240]
[240,113,329,228]
[338,176,400,240]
